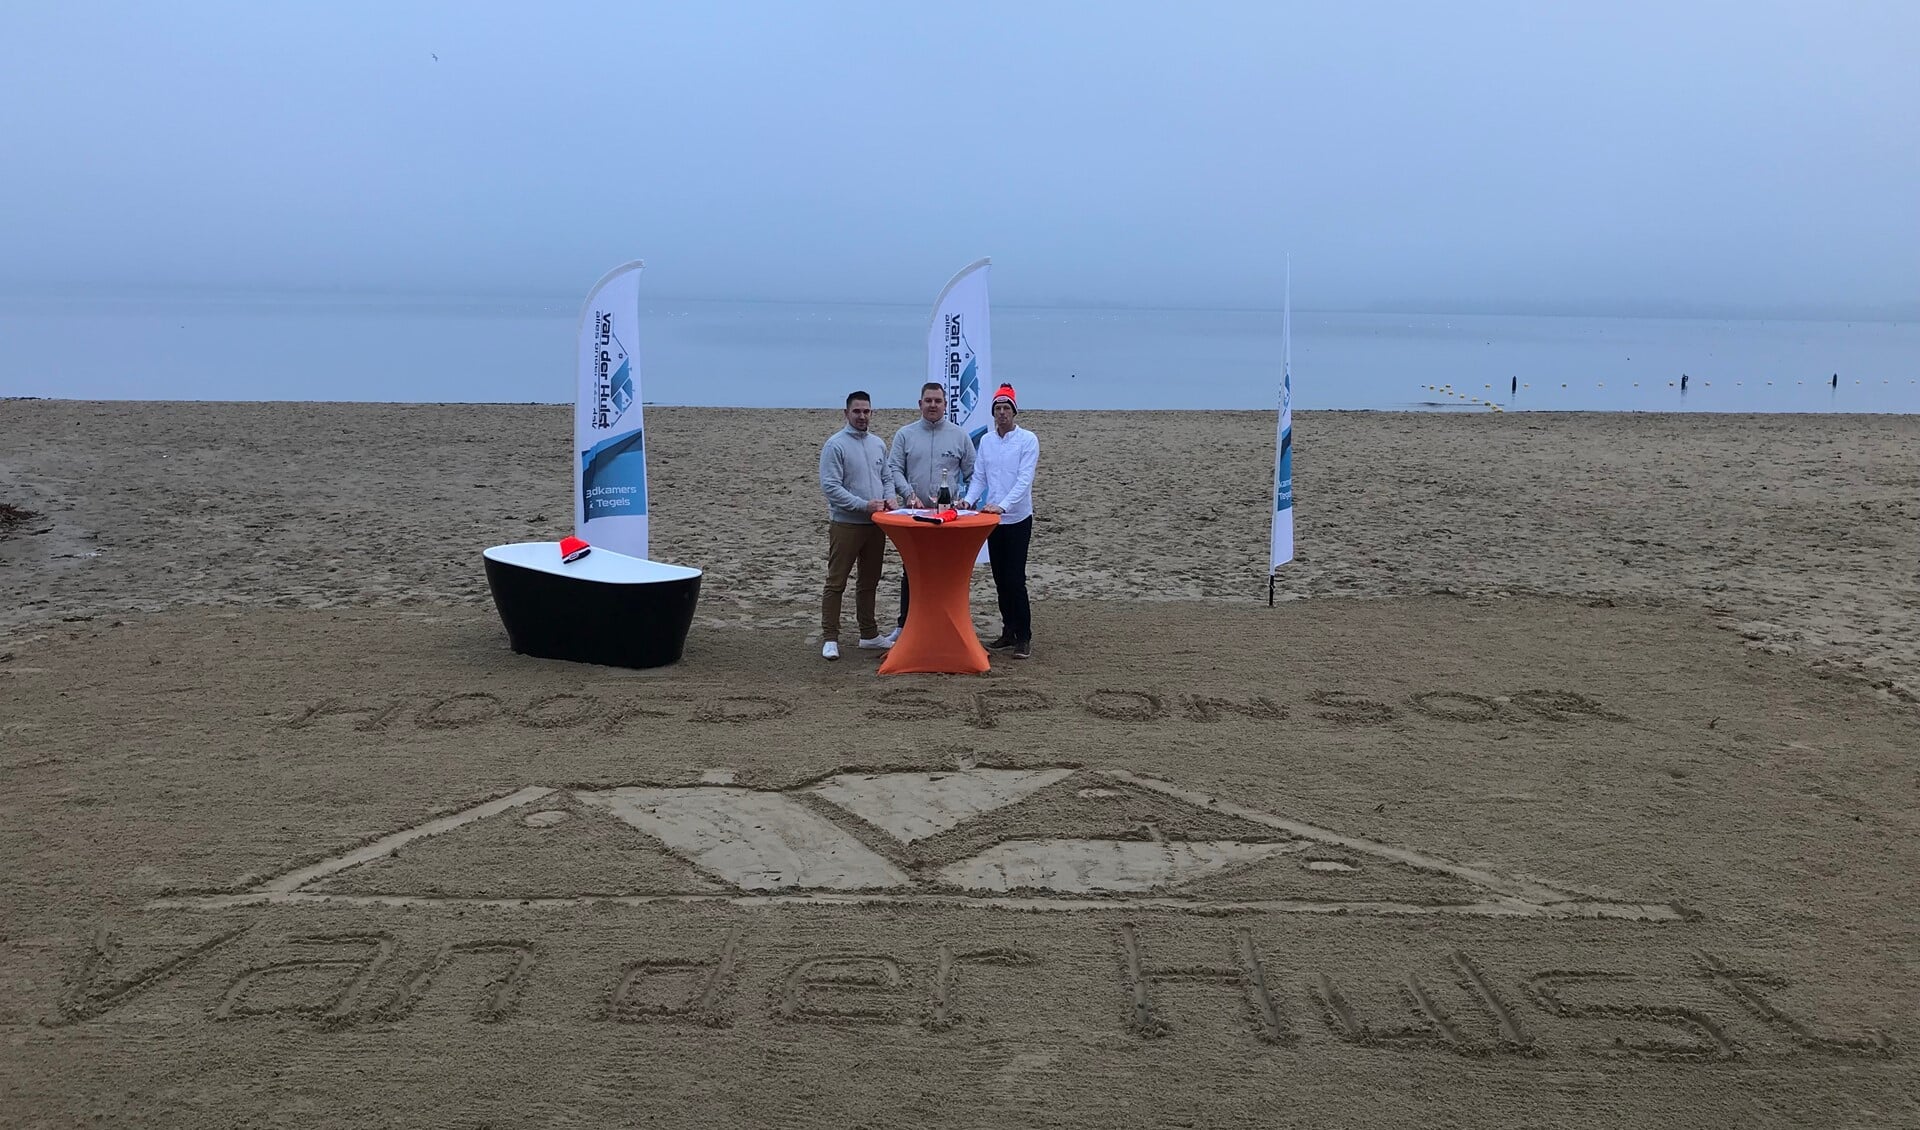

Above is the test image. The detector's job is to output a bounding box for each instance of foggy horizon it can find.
[6,281,1911,325]
[4,2,1915,322]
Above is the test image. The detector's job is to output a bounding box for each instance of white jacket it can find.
[963,425,1038,523]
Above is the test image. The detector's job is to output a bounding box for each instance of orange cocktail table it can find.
[872,510,1001,675]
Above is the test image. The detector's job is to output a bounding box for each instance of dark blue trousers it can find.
[987,516,1033,642]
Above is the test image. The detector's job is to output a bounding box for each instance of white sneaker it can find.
[822,641,840,660]
[857,635,894,650]
[881,625,902,645]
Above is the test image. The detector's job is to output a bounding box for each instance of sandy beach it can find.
[3,400,1917,1127]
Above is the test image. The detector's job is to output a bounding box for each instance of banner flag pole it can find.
[574,261,650,560]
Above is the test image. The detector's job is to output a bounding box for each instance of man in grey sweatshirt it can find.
[817,390,896,660]
[881,381,977,641]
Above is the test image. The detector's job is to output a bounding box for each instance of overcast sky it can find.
[3,1,1915,314]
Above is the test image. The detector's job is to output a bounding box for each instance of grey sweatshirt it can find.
[819,425,892,524]
[887,418,977,505]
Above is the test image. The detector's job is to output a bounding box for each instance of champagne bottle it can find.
[937,466,953,507]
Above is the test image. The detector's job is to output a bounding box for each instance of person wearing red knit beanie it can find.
[961,383,1040,659]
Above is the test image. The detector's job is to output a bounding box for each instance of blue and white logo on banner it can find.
[946,318,987,447]
[607,357,635,418]
[954,354,980,422]
[956,355,988,448]
[1276,378,1293,512]
[1276,434,1293,511]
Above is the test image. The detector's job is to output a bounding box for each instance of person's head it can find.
[843,390,872,432]
[990,383,1017,433]
[918,381,947,424]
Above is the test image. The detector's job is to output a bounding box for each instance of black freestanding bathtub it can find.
[483,541,702,668]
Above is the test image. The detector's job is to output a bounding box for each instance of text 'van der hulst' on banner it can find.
[930,258,995,565]
[930,258,994,451]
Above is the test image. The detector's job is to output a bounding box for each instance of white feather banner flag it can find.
[574,261,650,559]
[1270,264,1294,571]
[929,257,993,449]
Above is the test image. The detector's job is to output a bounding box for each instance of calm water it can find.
[3,292,1916,412]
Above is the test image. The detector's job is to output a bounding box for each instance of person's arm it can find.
[995,432,1038,515]
[957,428,978,500]
[819,436,867,513]
[886,430,914,506]
[961,436,989,509]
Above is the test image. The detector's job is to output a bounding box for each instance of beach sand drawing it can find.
[5,403,1917,1127]
[146,767,1683,919]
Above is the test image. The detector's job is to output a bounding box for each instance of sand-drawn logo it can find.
[148,767,1680,920]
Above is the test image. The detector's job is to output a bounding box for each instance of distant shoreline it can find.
[5,396,1914,418]
[6,302,1912,411]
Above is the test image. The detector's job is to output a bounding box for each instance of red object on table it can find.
[872,510,1000,674]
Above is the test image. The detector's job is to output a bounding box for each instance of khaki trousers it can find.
[822,521,886,643]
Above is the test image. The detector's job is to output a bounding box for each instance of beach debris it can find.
[0,503,39,524]
[0,503,42,539]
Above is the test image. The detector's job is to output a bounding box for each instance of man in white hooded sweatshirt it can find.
[962,383,1039,659]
